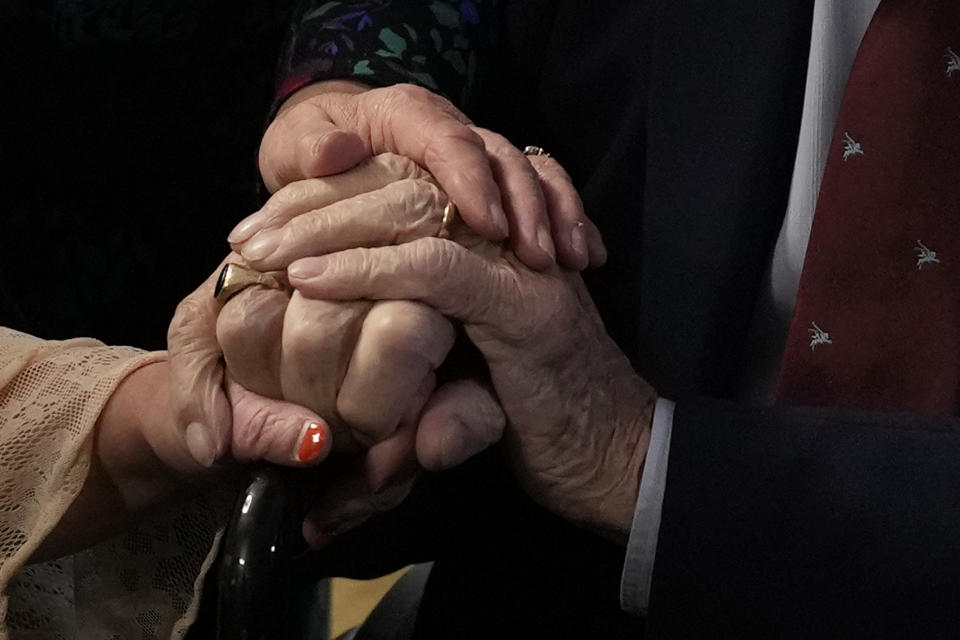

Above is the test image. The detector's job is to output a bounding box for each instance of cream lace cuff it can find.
[0,328,227,639]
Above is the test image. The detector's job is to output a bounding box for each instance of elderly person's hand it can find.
[220,154,503,457]
[287,216,657,542]
[211,155,509,542]
[161,258,335,475]
[253,80,607,272]
[33,259,338,561]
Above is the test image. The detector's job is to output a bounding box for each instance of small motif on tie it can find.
[915,240,941,268]
[945,47,960,76]
[808,322,832,350]
[842,132,863,161]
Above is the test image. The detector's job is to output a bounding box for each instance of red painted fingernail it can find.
[297,421,327,463]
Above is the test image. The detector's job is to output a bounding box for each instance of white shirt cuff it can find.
[620,397,674,616]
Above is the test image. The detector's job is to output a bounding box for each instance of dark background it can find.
[0,0,296,349]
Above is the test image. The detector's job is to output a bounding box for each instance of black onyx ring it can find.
[214,263,287,305]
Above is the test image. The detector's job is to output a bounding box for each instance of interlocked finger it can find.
[524,151,607,269]
[280,292,371,448]
[337,300,456,446]
[216,285,289,399]
[236,178,451,271]
[301,373,434,548]
[472,127,555,270]
[416,378,506,471]
[258,88,369,193]
[231,154,429,246]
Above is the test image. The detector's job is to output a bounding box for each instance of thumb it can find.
[416,378,506,472]
[226,376,334,467]
[167,259,234,468]
[259,100,368,193]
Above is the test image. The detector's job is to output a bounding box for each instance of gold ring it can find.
[522,145,551,158]
[214,263,286,305]
[437,201,458,239]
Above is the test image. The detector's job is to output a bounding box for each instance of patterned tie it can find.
[777,0,960,414]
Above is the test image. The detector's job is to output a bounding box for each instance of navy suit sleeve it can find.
[647,398,960,636]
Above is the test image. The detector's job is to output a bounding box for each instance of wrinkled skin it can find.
[287,234,657,541]
[165,77,612,542]
[256,80,607,271]
[171,155,509,541]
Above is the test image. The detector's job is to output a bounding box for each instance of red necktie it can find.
[777,0,960,414]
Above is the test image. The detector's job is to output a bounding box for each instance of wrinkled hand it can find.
[223,154,504,458]
[217,156,507,543]
[254,80,607,271]
[160,258,333,476]
[287,237,657,540]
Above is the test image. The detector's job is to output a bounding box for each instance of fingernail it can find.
[185,421,215,467]
[296,420,328,464]
[287,258,324,280]
[536,225,556,261]
[370,466,415,495]
[439,417,481,469]
[570,223,587,260]
[490,202,509,238]
[228,211,265,244]
[302,520,339,549]
[241,229,280,262]
[595,238,609,265]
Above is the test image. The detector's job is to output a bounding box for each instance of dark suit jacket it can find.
[304,1,960,638]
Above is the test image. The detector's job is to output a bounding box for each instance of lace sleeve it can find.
[0,328,228,639]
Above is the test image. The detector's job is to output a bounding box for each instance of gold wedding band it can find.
[522,145,551,158]
[214,263,286,305]
[437,201,458,239]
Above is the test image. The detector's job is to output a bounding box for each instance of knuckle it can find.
[458,124,487,147]
[374,152,427,180]
[391,84,468,123]
[443,120,485,147]
[292,206,333,243]
[363,302,453,368]
[168,296,206,344]
[475,127,511,154]
[366,301,432,345]
[552,188,586,223]
[336,403,393,445]
[390,82,433,104]
[270,178,315,208]
[300,131,327,168]
[421,122,485,165]
[337,246,378,282]
[215,305,245,349]
[388,179,445,242]
[410,237,460,277]
[284,98,321,129]
[281,311,316,357]
[232,403,276,459]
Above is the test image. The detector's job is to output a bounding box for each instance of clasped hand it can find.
[166,82,652,545]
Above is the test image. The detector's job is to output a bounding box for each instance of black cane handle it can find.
[216,465,316,639]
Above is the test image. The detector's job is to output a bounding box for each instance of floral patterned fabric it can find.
[275,0,496,109]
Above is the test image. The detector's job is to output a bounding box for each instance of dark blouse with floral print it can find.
[275,0,495,109]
